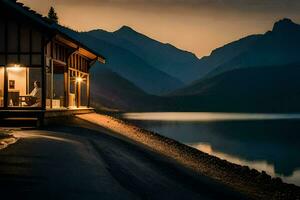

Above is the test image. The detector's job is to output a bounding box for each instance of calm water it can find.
[121,112,300,186]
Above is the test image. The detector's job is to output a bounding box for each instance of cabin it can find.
[0,0,105,125]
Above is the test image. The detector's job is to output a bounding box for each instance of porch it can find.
[0,1,105,127]
[0,107,95,127]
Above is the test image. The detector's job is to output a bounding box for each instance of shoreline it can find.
[0,118,246,199]
[77,113,300,200]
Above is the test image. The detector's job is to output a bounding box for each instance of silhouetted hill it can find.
[85,26,204,83]
[196,34,262,77]
[170,64,300,112]
[86,18,300,87]
[56,19,300,112]
[90,66,162,111]
[56,25,183,95]
[203,18,300,78]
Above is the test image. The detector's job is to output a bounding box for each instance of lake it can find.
[121,112,300,186]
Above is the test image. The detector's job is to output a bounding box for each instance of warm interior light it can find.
[76,77,83,83]
[7,64,22,72]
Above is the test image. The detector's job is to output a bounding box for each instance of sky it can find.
[19,0,300,58]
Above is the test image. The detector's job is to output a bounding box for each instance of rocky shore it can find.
[77,113,300,200]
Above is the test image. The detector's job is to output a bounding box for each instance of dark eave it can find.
[2,0,106,64]
[53,24,106,63]
[2,0,53,28]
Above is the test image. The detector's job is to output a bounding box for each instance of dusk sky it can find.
[19,0,300,57]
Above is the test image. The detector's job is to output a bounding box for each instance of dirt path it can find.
[0,119,245,200]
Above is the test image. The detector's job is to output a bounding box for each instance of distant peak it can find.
[117,25,136,33]
[115,25,148,38]
[90,28,108,33]
[272,18,300,32]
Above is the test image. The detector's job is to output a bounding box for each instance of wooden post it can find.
[87,74,90,108]
[3,66,8,108]
[76,72,81,108]
[41,36,46,110]
[50,59,53,109]
[64,67,69,108]
[3,21,7,109]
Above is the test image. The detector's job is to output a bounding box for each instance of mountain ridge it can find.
[169,63,300,112]
[57,18,300,112]
[56,24,184,95]
[85,26,203,83]
[200,18,300,79]
[115,25,199,58]
[272,18,300,33]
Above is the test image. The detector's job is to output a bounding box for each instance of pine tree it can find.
[48,6,58,23]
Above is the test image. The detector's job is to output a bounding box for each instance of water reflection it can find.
[123,112,300,121]
[192,143,300,186]
[121,112,300,186]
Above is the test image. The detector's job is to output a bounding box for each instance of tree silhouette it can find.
[48,6,58,23]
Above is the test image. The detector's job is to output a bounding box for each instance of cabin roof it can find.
[52,24,106,63]
[2,0,106,63]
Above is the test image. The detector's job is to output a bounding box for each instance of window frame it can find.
[1,65,44,110]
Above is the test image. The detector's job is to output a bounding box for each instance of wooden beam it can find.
[29,28,32,66]
[64,67,69,108]
[0,52,42,54]
[87,74,90,108]
[52,58,66,66]
[50,59,53,109]
[97,56,105,64]
[55,35,78,49]
[67,69,71,108]
[68,67,89,76]
[3,67,8,108]
[76,71,81,108]
[3,20,7,108]
[41,36,46,110]
[66,48,78,60]
[17,22,20,63]
[78,47,97,60]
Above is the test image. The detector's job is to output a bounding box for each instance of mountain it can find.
[55,25,184,95]
[202,18,300,78]
[90,66,164,111]
[85,26,205,83]
[57,18,300,112]
[196,34,263,78]
[170,18,300,112]
[86,18,300,87]
[170,63,300,112]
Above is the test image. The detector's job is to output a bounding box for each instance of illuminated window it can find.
[7,65,42,108]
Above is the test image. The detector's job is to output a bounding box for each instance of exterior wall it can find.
[0,10,45,67]
[0,4,49,109]
[68,53,89,72]
[45,41,70,64]
[45,41,92,109]
[68,53,90,108]
[0,3,95,111]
